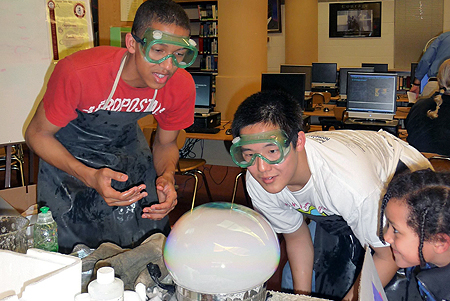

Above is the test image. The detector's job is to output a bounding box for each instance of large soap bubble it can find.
[164,202,280,294]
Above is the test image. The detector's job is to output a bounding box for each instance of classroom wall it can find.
[267,0,450,71]
[318,1,395,68]
[445,0,450,30]
[267,5,286,72]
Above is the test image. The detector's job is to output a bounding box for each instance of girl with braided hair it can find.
[406,59,450,156]
[379,169,450,301]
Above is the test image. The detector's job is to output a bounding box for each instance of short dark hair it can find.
[132,0,190,37]
[379,169,450,267]
[231,90,304,145]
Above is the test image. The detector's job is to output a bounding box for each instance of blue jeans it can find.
[281,221,316,292]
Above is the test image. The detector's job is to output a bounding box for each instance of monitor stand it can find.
[194,107,211,114]
[311,86,339,97]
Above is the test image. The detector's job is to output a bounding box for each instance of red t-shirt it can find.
[43,46,195,131]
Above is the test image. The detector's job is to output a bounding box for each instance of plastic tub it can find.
[0,216,29,253]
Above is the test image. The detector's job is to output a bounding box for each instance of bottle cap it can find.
[37,206,55,223]
[97,267,115,284]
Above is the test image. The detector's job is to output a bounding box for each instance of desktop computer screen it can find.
[261,73,306,109]
[191,72,213,114]
[361,63,389,73]
[339,67,374,99]
[346,72,397,120]
[280,65,312,93]
[311,63,337,87]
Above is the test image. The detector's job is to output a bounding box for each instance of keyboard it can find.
[185,127,220,134]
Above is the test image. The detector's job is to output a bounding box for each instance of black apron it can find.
[37,55,169,254]
[305,214,365,301]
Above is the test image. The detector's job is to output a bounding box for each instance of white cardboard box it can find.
[0,248,81,301]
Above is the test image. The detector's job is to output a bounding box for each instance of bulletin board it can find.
[0,1,53,145]
[0,0,93,145]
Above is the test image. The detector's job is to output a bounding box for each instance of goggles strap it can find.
[131,33,145,46]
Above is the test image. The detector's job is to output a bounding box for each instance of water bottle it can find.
[88,267,124,301]
[33,206,58,252]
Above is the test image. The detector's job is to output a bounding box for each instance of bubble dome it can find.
[163,202,280,295]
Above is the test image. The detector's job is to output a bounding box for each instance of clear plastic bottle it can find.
[33,206,58,252]
[88,267,124,301]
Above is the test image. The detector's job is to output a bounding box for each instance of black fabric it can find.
[406,93,450,156]
[38,110,169,254]
[304,214,365,300]
[416,263,450,301]
[384,267,423,301]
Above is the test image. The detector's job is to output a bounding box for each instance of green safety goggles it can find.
[132,28,198,68]
[230,130,292,168]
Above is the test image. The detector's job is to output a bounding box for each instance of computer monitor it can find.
[261,73,306,109]
[361,63,389,73]
[346,72,397,121]
[338,67,374,99]
[311,63,337,88]
[191,72,213,114]
[280,65,312,93]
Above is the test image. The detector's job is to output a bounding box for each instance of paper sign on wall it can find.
[46,0,94,60]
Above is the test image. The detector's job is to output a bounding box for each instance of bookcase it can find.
[176,1,218,73]
[176,0,218,108]
[389,70,411,95]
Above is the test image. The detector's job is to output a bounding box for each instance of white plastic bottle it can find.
[74,292,91,300]
[88,267,124,301]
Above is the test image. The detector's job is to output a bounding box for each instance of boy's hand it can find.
[142,173,177,220]
[88,167,147,206]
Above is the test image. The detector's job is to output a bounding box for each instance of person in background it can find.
[379,169,450,301]
[410,31,450,99]
[25,0,197,253]
[230,90,432,301]
[406,58,450,157]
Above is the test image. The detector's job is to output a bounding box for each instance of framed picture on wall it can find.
[329,2,381,38]
[268,0,281,33]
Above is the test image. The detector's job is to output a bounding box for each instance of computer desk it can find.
[303,104,410,120]
[142,121,233,142]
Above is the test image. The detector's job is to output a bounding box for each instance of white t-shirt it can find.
[246,130,432,248]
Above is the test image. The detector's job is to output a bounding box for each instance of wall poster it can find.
[329,2,381,38]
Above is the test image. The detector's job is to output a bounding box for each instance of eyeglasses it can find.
[132,28,198,68]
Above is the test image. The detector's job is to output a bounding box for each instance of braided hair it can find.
[427,58,450,119]
[379,169,450,267]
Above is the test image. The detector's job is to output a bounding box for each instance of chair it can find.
[0,144,25,187]
[320,107,348,131]
[311,92,331,110]
[144,127,213,211]
[176,130,213,210]
[421,152,450,172]
[231,168,251,207]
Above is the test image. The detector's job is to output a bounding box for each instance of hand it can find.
[410,84,420,98]
[87,167,148,206]
[142,173,177,220]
